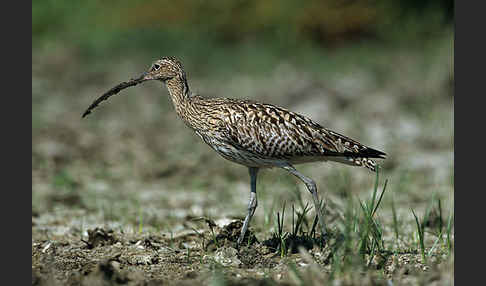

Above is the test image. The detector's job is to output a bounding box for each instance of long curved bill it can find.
[82,72,149,118]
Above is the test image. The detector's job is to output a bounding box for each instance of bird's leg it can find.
[237,167,259,245]
[281,164,327,244]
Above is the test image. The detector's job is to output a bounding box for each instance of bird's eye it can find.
[153,64,160,70]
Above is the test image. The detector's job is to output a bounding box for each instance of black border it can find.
[7,1,32,284]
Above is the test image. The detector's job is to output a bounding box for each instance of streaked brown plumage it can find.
[83,57,386,245]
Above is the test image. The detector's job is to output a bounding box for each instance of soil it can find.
[32,220,323,285]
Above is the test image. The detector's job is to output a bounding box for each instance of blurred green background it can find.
[33,0,453,72]
[32,0,454,245]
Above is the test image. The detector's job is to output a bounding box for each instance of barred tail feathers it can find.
[326,156,381,172]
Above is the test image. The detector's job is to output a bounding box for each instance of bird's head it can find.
[137,57,186,82]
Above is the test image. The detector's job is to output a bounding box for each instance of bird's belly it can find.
[212,148,329,168]
[195,131,286,168]
[213,143,286,167]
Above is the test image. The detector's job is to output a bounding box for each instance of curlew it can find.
[82,57,386,245]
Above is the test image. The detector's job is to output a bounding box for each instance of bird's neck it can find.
[165,75,192,116]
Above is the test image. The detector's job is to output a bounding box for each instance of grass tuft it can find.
[357,168,388,265]
[138,204,143,234]
[446,209,454,253]
[411,208,427,264]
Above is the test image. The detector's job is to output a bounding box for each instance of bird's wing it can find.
[217,101,385,160]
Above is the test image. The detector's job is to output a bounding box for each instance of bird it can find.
[82,56,386,246]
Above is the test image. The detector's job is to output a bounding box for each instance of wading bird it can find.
[82,57,386,245]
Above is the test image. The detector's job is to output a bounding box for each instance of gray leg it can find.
[281,164,327,241]
[238,167,259,245]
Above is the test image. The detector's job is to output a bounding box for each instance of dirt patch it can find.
[32,222,337,285]
[32,223,288,285]
[205,220,258,251]
[82,228,118,249]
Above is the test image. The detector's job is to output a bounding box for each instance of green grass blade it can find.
[372,179,388,217]
[411,208,427,264]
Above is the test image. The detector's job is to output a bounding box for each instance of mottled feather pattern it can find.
[178,96,385,170]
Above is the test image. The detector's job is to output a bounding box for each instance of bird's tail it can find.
[327,156,381,172]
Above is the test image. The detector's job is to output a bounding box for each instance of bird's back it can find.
[185,96,385,171]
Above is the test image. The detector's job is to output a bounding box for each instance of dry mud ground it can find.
[33,37,454,285]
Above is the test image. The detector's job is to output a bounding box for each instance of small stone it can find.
[213,247,241,267]
[42,242,51,253]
